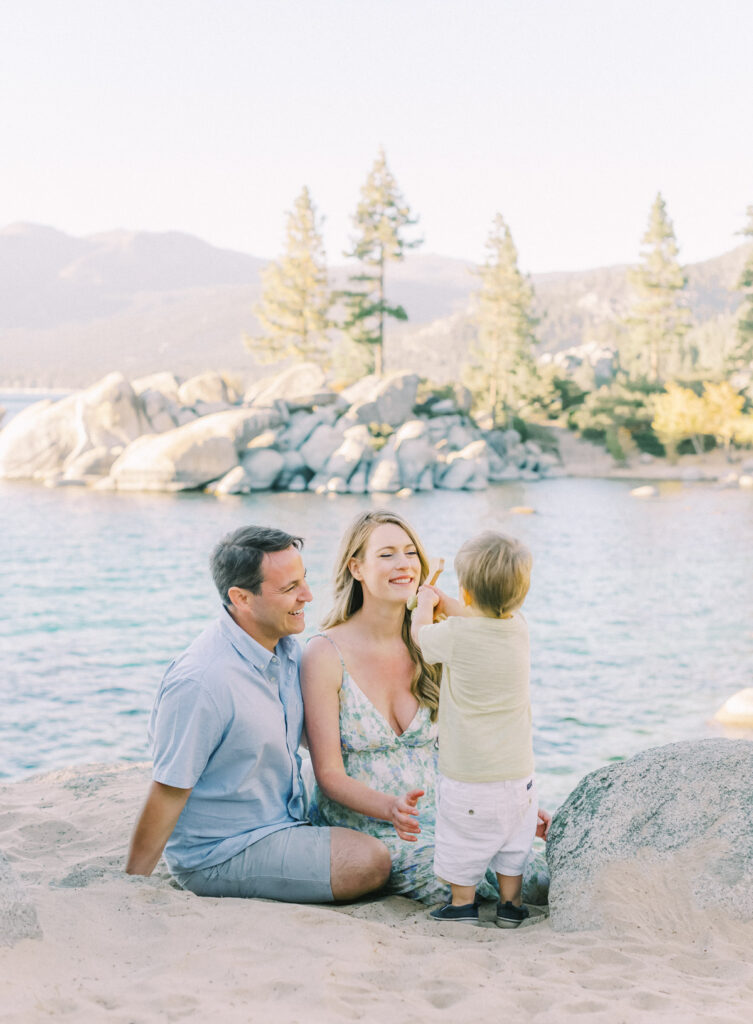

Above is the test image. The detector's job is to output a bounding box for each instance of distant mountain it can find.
[0,222,748,388]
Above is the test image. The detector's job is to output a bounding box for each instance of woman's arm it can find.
[301,636,423,841]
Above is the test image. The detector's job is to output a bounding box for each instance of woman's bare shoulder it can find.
[302,632,345,683]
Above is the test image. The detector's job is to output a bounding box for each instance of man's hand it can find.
[125,781,192,875]
[536,807,552,841]
[388,789,424,842]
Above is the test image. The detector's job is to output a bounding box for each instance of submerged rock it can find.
[547,739,753,931]
[714,689,753,728]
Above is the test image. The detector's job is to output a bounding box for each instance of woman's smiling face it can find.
[349,522,422,604]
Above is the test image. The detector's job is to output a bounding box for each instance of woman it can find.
[301,509,549,904]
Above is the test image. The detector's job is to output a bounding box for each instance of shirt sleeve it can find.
[417,618,455,665]
[150,673,224,789]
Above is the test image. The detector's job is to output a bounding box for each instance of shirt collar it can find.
[218,607,297,671]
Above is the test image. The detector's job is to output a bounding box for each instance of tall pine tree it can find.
[248,187,331,367]
[622,193,691,383]
[730,205,753,371]
[464,214,538,426]
[341,149,421,376]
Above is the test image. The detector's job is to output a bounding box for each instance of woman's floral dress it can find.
[307,636,549,905]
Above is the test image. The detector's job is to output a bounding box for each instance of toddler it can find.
[411,531,536,928]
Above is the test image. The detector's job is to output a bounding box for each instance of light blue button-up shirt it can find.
[149,609,307,873]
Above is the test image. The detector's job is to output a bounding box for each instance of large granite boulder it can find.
[547,739,753,932]
[138,388,180,433]
[277,410,328,451]
[106,405,283,491]
[437,439,489,490]
[208,448,286,494]
[324,425,373,481]
[177,371,239,407]
[299,423,346,473]
[0,852,42,946]
[0,373,146,480]
[62,446,122,482]
[244,363,326,408]
[109,432,238,492]
[368,438,401,493]
[131,372,181,402]
[341,372,420,428]
[394,419,436,489]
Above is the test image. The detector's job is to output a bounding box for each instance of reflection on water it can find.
[1,477,752,808]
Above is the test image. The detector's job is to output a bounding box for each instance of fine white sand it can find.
[2,763,753,1023]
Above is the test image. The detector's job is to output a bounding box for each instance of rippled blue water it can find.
[1,397,752,808]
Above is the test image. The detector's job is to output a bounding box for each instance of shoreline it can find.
[3,761,753,1022]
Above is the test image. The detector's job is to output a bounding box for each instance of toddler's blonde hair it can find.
[455,531,531,617]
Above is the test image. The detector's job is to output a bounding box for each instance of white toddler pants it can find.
[434,772,537,886]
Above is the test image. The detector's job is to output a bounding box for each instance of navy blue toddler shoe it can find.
[429,902,479,925]
[496,901,530,928]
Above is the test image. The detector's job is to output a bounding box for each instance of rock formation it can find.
[0,365,563,494]
[546,739,753,931]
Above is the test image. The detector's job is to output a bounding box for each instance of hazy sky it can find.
[2,0,751,273]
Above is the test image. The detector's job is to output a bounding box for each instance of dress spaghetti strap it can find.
[307,632,346,674]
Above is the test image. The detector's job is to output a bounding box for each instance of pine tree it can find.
[622,193,691,383]
[730,205,753,371]
[341,149,421,376]
[247,187,331,367]
[464,214,538,426]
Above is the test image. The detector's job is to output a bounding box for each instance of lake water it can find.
[1,393,752,808]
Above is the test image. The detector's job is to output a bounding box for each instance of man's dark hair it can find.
[210,526,304,607]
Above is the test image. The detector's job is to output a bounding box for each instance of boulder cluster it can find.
[0,365,562,494]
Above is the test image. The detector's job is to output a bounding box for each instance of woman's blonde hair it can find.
[321,509,441,720]
[455,531,531,617]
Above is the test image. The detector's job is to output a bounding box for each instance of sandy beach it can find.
[2,763,752,1023]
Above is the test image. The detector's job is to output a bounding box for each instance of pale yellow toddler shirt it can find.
[418,613,533,782]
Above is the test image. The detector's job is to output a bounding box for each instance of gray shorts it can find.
[172,824,333,902]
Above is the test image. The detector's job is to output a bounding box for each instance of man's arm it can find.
[125,780,192,876]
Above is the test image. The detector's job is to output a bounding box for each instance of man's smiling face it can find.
[230,545,312,650]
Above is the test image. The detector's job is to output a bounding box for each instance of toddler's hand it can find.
[389,789,424,842]
[416,584,440,608]
[536,807,551,841]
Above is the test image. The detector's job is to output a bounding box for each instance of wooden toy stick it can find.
[407,557,445,610]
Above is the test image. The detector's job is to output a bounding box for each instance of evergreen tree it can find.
[622,193,691,383]
[341,149,421,376]
[730,205,753,371]
[247,187,331,367]
[464,214,538,426]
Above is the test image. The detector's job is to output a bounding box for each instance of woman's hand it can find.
[388,788,424,841]
[536,807,552,840]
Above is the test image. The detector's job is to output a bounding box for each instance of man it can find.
[126,525,391,901]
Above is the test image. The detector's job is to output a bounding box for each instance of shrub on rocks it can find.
[546,739,753,932]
